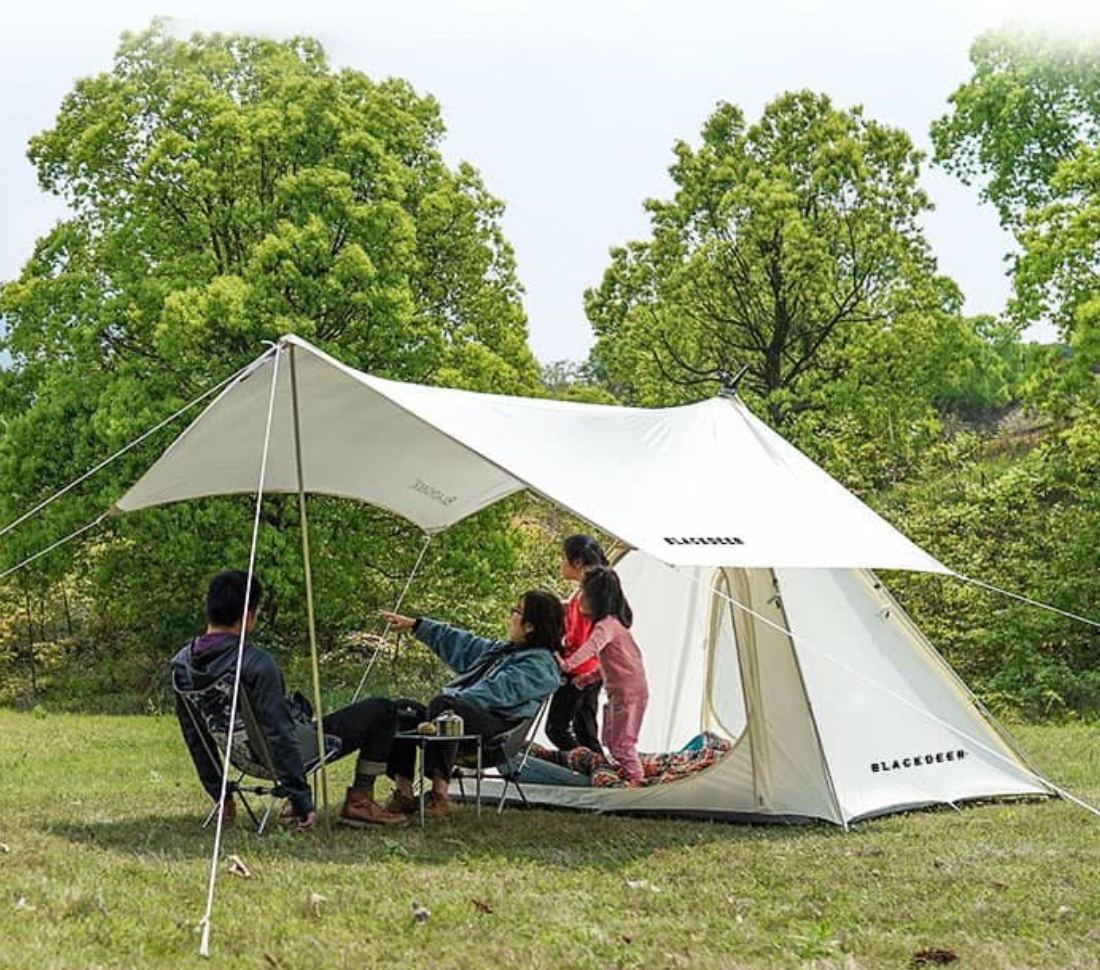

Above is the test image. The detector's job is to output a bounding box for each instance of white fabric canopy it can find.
[118,335,1054,827]
[115,335,948,573]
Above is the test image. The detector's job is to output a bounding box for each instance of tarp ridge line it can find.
[0,356,259,542]
[951,570,1100,630]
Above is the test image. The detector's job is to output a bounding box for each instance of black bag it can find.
[286,690,314,724]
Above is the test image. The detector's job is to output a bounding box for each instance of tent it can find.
[116,334,1053,825]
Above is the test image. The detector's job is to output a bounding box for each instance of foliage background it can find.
[3,24,1100,721]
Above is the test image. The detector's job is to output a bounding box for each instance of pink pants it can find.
[602,692,649,782]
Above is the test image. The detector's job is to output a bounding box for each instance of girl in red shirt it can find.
[546,535,608,752]
[561,566,649,782]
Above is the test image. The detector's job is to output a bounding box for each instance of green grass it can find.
[1,712,1099,969]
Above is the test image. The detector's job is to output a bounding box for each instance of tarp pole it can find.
[199,343,283,957]
[288,343,331,831]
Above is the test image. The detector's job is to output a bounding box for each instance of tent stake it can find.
[289,344,331,832]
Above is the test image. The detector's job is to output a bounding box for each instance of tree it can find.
[0,23,539,693]
[5,22,535,387]
[585,92,986,482]
[538,359,617,405]
[931,27,1100,233]
[933,29,1100,407]
[1010,143,1100,409]
[926,28,1100,714]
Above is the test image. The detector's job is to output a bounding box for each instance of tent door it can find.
[705,568,772,810]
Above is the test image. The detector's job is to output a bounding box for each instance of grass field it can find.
[1,711,1098,969]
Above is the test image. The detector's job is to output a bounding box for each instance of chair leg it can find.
[513,779,530,808]
[256,794,281,835]
[496,775,530,814]
[237,791,262,829]
[202,777,259,830]
[476,740,482,817]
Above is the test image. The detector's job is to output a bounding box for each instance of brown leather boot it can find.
[423,791,453,820]
[383,790,418,816]
[339,787,407,827]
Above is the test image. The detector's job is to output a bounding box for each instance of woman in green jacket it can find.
[381,589,564,818]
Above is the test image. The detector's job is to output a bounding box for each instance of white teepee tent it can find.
[116,335,1053,824]
[518,554,1048,823]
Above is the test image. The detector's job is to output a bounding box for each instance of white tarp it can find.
[116,335,948,574]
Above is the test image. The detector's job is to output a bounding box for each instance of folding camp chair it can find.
[172,668,341,833]
[453,696,551,813]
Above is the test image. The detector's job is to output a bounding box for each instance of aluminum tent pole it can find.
[288,343,331,831]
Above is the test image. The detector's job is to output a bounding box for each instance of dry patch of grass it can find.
[0,712,1097,969]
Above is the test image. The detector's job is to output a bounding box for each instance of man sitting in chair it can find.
[171,570,406,829]
[380,589,564,819]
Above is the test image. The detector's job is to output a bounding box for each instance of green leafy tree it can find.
[539,359,618,405]
[0,23,540,702]
[934,29,1100,406]
[931,27,1100,233]
[782,303,1021,490]
[1008,145,1100,410]
[882,416,1100,718]
[925,29,1100,713]
[585,91,992,483]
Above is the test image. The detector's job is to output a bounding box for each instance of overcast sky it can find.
[2,1,1096,362]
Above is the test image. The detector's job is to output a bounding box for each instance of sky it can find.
[2,1,1097,363]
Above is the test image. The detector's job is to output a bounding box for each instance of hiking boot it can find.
[423,791,453,820]
[338,787,407,827]
[383,790,418,816]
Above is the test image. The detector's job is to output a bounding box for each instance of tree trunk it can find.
[62,585,74,637]
[23,589,37,706]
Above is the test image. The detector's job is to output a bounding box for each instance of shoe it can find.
[423,791,452,820]
[217,797,237,826]
[338,787,407,827]
[383,790,418,816]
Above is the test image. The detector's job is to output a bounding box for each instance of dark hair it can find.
[518,589,565,650]
[562,534,608,569]
[579,566,633,628]
[206,570,263,627]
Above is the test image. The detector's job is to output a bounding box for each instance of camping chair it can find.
[453,697,552,813]
[172,669,341,834]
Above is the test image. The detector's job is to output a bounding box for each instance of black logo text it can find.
[870,749,967,774]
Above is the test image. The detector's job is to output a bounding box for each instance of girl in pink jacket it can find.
[561,566,649,782]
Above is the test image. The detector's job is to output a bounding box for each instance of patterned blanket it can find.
[528,731,733,788]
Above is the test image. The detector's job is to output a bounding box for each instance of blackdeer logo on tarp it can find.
[663,536,745,546]
[411,478,457,507]
[870,749,967,774]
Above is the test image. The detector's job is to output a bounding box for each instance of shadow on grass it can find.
[48,801,840,868]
